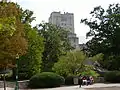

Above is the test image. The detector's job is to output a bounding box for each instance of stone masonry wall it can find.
[0,80,29,89]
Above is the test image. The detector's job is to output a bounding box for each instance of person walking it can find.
[78,74,83,88]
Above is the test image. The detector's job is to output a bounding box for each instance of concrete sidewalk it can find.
[34,83,120,90]
[0,87,84,90]
[1,83,120,90]
[0,86,84,90]
[83,83,120,89]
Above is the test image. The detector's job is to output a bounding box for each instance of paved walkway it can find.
[1,83,120,90]
[83,83,120,89]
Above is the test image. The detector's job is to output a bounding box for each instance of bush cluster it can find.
[104,71,120,83]
[28,72,65,88]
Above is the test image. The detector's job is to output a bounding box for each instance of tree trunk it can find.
[3,68,6,90]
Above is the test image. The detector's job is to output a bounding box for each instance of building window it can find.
[61,16,67,21]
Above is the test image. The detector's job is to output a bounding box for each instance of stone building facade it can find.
[49,11,79,49]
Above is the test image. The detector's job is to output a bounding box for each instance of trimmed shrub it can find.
[65,76,75,85]
[28,72,65,88]
[104,71,120,83]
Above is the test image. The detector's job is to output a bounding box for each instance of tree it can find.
[81,3,120,70]
[17,9,44,79]
[52,51,86,77]
[0,2,27,68]
[89,53,104,69]
[90,53,104,62]
[21,9,36,24]
[36,23,72,72]
[18,24,44,79]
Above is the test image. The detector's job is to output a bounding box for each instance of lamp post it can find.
[15,54,19,90]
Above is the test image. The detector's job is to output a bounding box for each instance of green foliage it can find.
[52,51,86,77]
[0,2,27,68]
[81,3,120,70]
[28,72,65,88]
[36,23,72,72]
[90,53,104,62]
[104,71,120,83]
[81,70,99,77]
[0,17,16,36]
[89,53,104,68]
[18,24,44,79]
[14,8,44,79]
[21,9,36,24]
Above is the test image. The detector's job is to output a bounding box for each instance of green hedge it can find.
[104,71,120,83]
[28,72,65,88]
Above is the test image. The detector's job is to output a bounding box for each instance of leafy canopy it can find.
[18,24,44,79]
[81,3,120,70]
[0,2,27,68]
[36,23,71,72]
[18,9,44,79]
[52,51,86,77]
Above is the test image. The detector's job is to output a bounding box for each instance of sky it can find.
[11,0,120,44]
